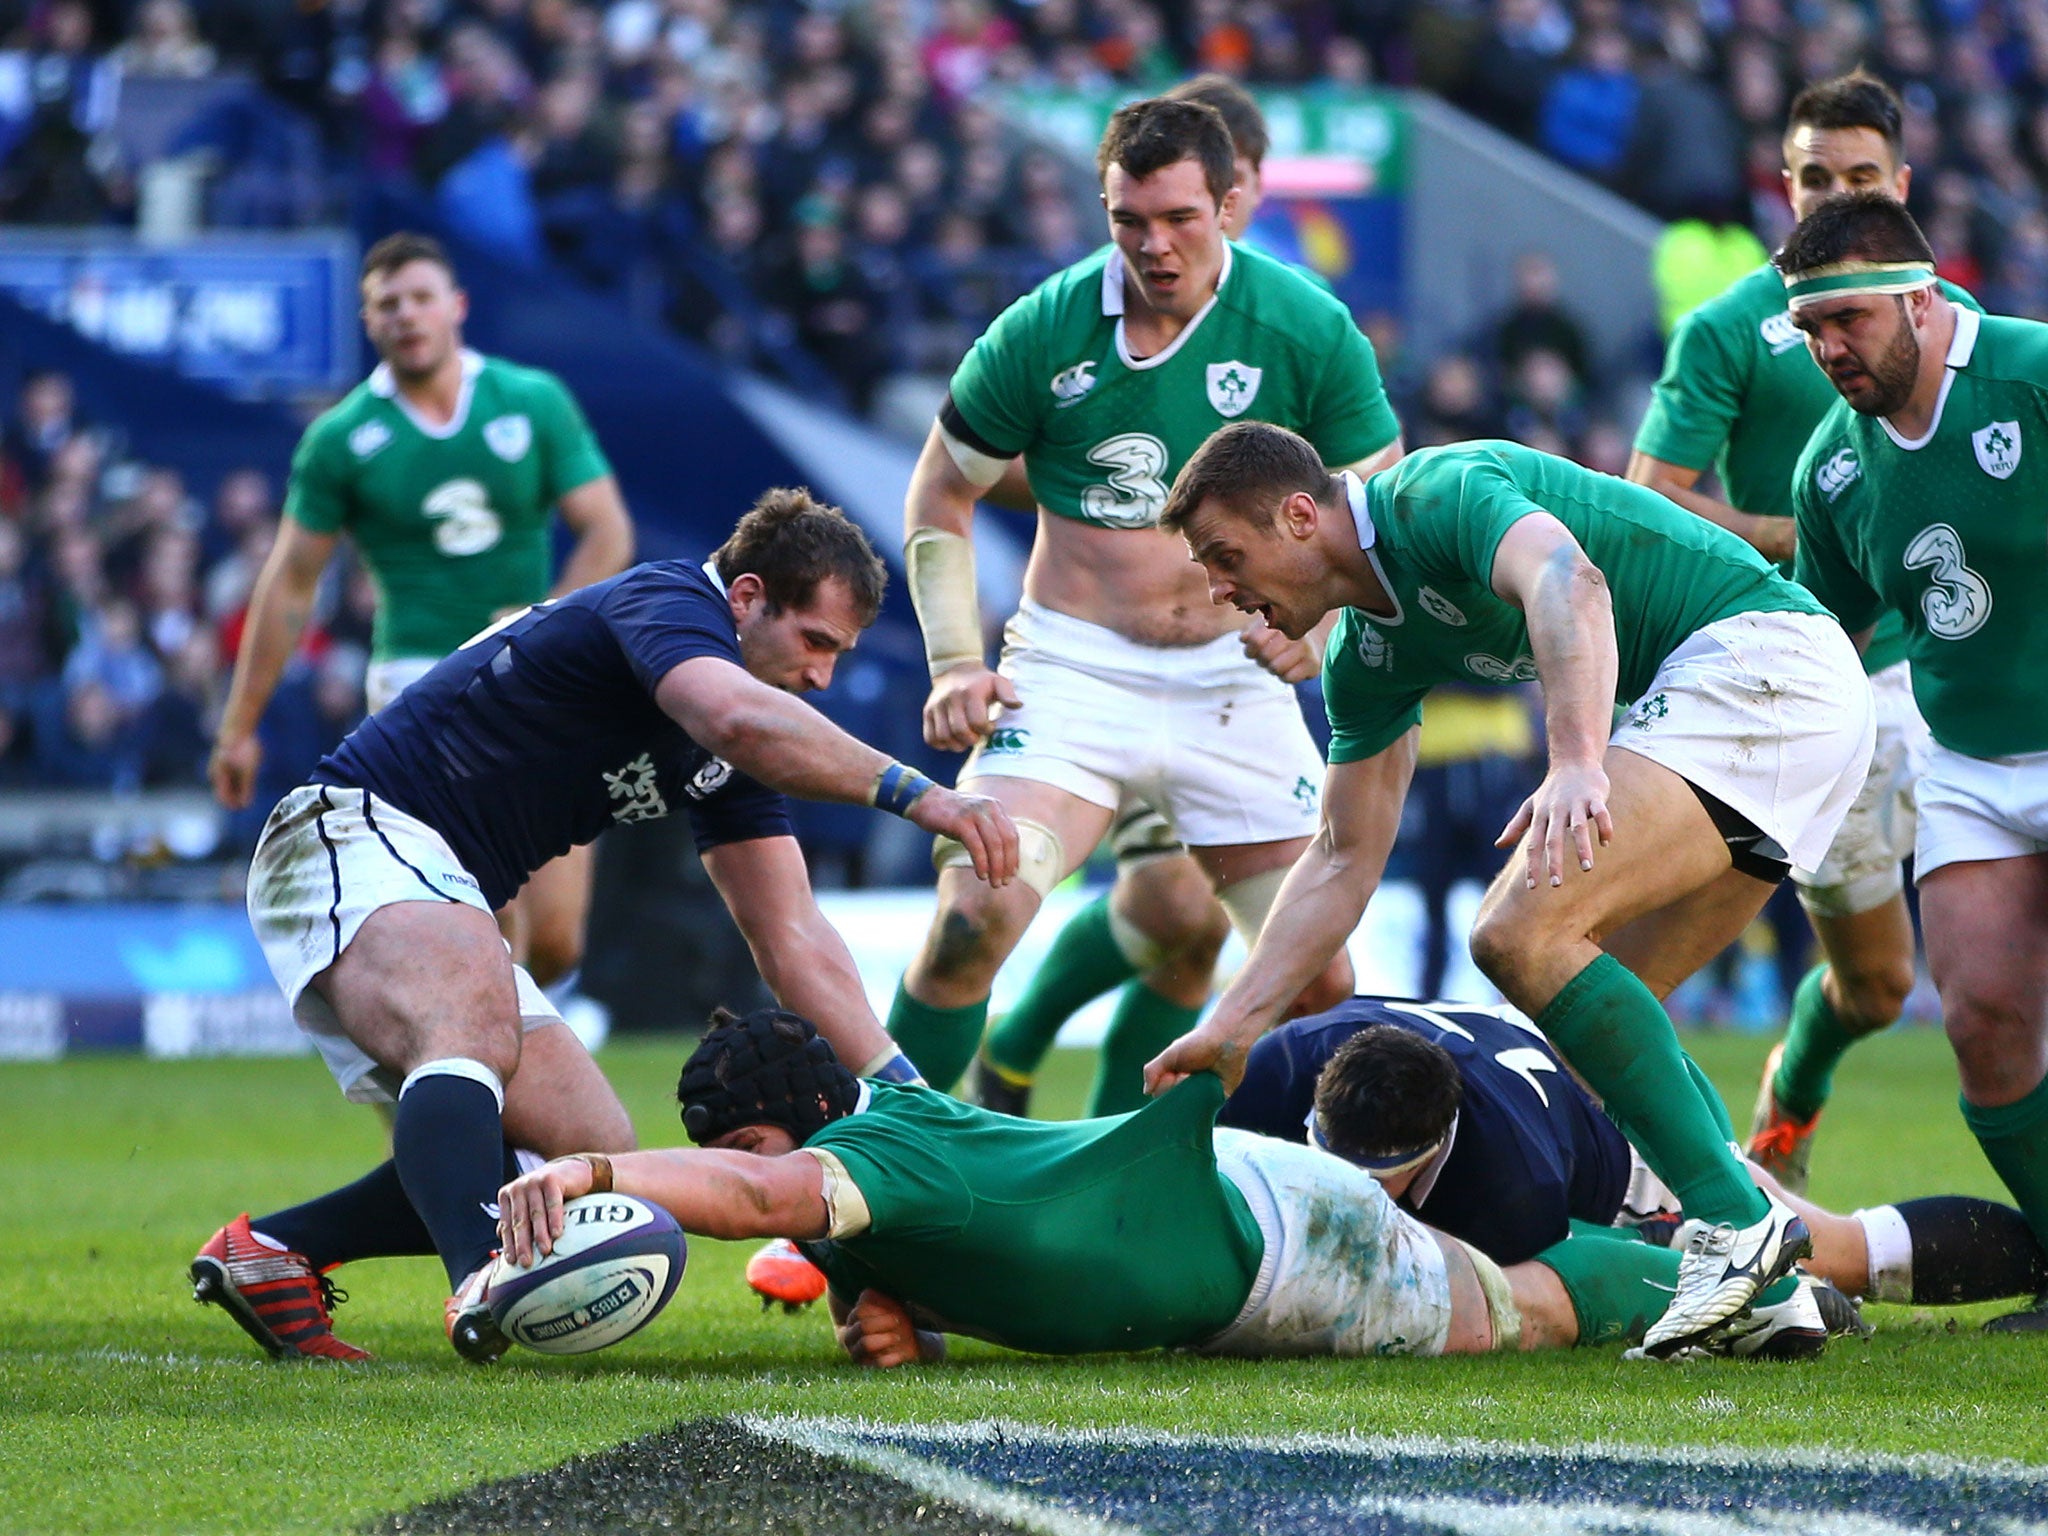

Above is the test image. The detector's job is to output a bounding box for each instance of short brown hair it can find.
[1164,75,1269,170]
[710,487,887,624]
[1775,190,1935,278]
[1161,422,1337,535]
[1785,70,1904,162]
[1096,96,1236,205]
[362,232,458,285]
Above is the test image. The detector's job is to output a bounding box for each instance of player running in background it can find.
[890,95,1401,1097]
[209,232,634,992]
[1783,193,2048,1331]
[974,75,1284,1121]
[1146,424,1874,1357]
[1628,73,1981,1193]
[1226,995,2048,1312]
[497,1007,1845,1367]
[191,494,1016,1363]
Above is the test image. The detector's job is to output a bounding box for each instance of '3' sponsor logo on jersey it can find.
[1079,434,1170,527]
[422,478,504,556]
[1903,523,1993,639]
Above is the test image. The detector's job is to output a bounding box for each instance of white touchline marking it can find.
[746,1417,1145,1536]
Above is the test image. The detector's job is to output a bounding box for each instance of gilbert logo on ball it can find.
[488,1194,686,1355]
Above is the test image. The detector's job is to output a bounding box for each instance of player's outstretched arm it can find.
[1626,451,1797,566]
[1488,513,1619,889]
[496,1149,830,1264]
[656,656,1019,885]
[550,475,635,595]
[210,518,340,810]
[905,423,1020,751]
[703,836,894,1073]
[1146,738,1415,1095]
[832,1289,947,1367]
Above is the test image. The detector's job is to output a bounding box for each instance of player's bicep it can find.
[909,422,997,538]
[1486,512,1587,608]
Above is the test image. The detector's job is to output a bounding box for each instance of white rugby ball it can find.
[487,1193,686,1355]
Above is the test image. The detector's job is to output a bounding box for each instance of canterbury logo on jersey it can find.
[604,752,669,823]
[1049,361,1098,406]
[1758,312,1804,355]
[349,420,393,459]
[1815,447,1861,502]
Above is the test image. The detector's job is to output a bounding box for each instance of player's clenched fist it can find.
[921,662,1020,753]
[908,786,1019,887]
[1239,615,1321,684]
[208,732,263,811]
[836,1289,943,1367]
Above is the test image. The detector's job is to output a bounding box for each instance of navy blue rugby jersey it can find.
[314,560,793,908]
[1217,997,1632,1264]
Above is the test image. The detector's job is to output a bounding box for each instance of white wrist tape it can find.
[904,526,983,680]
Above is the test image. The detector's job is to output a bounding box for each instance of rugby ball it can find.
[487,1194,686,1355]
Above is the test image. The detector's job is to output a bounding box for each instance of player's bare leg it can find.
[1190,835,1355,1014]
[1920,855,2048,1328]
[1748,895,1916,1188]
[891,776,1112,1090]
[1469,745,1802,1353]
[315,900,533,1356]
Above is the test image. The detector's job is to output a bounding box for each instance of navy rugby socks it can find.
[255,1141,531,1275]
[392,1059,510,1287]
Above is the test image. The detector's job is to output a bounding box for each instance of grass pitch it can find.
[5,1026,2046,1535]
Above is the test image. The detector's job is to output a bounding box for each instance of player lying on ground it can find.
[1144,422,1877,1357]
[191,493,1016,1364]
[496,1008,1851,1366]
[1224,996,2048,1309]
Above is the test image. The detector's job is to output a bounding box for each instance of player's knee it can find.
[1833,959,1914,1033]
[1941,987,2033,1076]
[1113,867,1229,966]
[1467,906,1534,990]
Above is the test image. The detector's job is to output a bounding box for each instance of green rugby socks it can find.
[984,895,1137,1082]
[1961,1074,2048,1251]
[1536,1230,1799,1346]
[887,984,986,1093]
[1086,982,1201,1117]
[1772,965,1859,1121]
[1537,954,1767,1228]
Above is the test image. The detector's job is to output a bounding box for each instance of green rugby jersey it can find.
[1792,308,2048,760]
[941,242,1398,529]
[284,350,611,662]
[1635,264,1979,677]
[801,1075,1262,1355]
[1323,441,1826,762]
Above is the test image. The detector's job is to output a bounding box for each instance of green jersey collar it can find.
[367,348,486,440]
[1877,305,1978,453]
[1103,243,1235,373]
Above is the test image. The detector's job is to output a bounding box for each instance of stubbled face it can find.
[1179,499,1322,639]
[1783,125,1908,221]
[732,574,865,693]
[1103,157,1237,322]
[361,259,467,381]
[1791,291,1923,417]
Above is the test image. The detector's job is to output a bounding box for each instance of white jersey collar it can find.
[1879,306,1977,452]
[1342,469,1404,624]
[703,558,728,597]
[1105,243,1234,372]
[368,348,485,440]
[1405,1110,1459,1207]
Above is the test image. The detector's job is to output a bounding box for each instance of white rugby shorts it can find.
[1610,610,1874,874]
[1795,662,1929,916]
[1915,740,2048,879]
[364,656,440,714]
[1197,1128,1453,1358]
[960,600,1325,848]
[247,783,562,1103]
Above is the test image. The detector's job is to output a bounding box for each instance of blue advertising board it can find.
[0,230,356,399]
